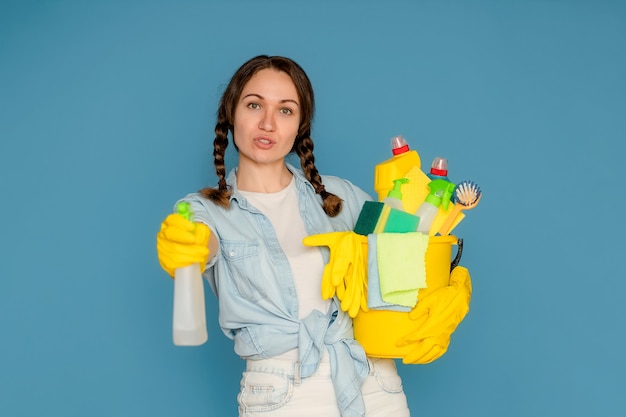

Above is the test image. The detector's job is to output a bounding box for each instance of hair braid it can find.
[296,134,343,217]
[200,120,232,207]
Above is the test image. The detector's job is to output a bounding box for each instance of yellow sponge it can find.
[400,166,432,214]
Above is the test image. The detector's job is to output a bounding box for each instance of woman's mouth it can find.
[255,137,274,147]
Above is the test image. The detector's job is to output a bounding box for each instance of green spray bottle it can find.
[415,179,456,234]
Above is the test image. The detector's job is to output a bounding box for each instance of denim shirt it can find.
[177,163,372,417]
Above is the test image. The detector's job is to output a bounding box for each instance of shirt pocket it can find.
[220,240,266,302]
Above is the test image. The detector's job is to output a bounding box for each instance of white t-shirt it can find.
[238,176,330,320]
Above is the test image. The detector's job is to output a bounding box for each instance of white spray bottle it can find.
[415,192,443,234]
[382,178,409,211]
[415,157,455,234]
[172,202,208,346]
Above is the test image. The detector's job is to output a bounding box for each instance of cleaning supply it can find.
[382,178,409,211]
[374,135,421,202]
[396,265,472,364]
[373,205,392,234]
[352,235,463,359]
[415,191,442,234]
[414,175,455,234]
[426,174,456,211]
[156,213,211,278]
[353,201,386,236]
[377,232,429,307]
[429,200,465,237]
[383,207,420,233]
[172,202,208,346]
[367,234,412,312]
[400,165,432,214]
[302,231,369,318]
[354,201,406,235]
[427,157,451,181]
[437,180,482,236]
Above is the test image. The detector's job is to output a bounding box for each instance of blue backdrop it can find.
[1,1,625,416]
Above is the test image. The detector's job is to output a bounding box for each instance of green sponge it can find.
[383,208,420,233]
[354,201,385,235]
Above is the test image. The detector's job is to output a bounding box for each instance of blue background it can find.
[1,1,625,416]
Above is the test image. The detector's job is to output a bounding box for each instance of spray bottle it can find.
[172,202,208,346]
[374,135,421,202]
[382,178,409,211]
[426,157,455,209]
[415,174,456,234]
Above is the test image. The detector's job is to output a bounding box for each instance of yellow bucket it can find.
[353,235,460,358]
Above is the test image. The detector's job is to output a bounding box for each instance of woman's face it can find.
[233,69,301,169]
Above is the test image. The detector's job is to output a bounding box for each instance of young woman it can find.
[157,55,411,417]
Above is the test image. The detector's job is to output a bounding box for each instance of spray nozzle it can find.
[177,202,193,221]
[426,179,456,210]
[387,178,409,200]
[390,135,410,155]
[424,191,443,207]
[177,202,196,231]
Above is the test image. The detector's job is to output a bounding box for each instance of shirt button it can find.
[229,251,235,257]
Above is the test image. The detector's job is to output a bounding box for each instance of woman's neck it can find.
[235,161,293,193]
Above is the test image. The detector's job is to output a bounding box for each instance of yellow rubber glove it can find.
[396,266,472,364]
[156,213,211,277]
[302,231,369,318]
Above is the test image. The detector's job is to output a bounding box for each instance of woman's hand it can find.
[396,266,472,364]
[156,213,212,277]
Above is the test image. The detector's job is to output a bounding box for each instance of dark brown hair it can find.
[200,55,343,216]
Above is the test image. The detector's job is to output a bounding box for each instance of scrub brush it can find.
[437,180,482,236]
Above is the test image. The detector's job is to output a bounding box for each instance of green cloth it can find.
[377,232,429,307]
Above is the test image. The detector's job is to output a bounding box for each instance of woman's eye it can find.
[280,108,293,115]
[247,103,260,110]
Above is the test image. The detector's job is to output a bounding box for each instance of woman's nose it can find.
[259,109,276,131]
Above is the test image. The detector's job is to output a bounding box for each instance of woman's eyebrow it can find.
[242,93,299,106]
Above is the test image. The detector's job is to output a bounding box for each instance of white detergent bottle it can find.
[415,192,442,234]
[382,178,409,211]
[172,202,208,346]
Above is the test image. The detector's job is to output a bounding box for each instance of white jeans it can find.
[238,357,411,417]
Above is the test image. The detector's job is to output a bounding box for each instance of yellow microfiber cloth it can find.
[377,232,430,307]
